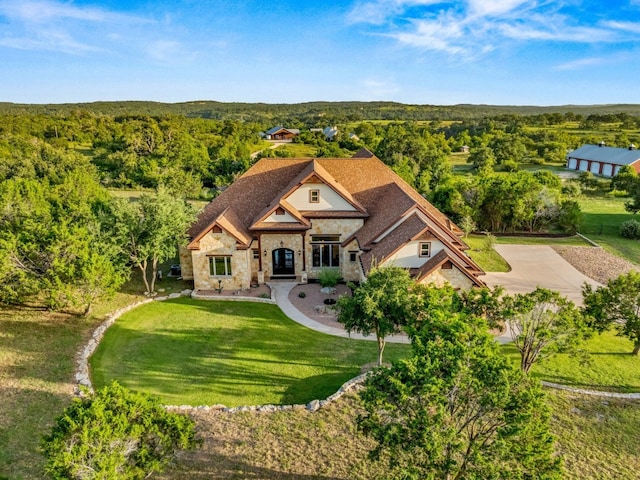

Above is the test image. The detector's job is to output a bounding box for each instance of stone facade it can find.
[419,264,474,290]
[191,230,251,290]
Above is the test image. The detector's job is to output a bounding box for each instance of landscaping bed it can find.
[552,245,638,284]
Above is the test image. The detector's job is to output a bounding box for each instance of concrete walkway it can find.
[268,282,410,344]
[483,244,602,305]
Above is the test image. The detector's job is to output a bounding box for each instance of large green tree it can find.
[110,188,195,295]
[358,312,562,480]
[502,287,588,373]
[583,272,640,355]
[336,266,414,366]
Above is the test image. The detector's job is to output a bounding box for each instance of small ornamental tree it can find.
[41,382,198,480]
[502,287,588,373]
[583,272,640,355]
[358,312,562,480]
[336,265,413,366]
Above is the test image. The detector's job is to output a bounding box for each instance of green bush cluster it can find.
[620,219,640,239]
[41,382,198,480]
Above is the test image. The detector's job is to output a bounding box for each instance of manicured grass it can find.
[464,235,510,272]
[494,235,590,246]
[90,298,409,407]
[502,331,640,393]
[579,196,640,264]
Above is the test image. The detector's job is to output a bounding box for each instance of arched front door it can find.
[272,248,295,276]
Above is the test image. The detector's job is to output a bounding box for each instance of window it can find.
[209,256,232,276]
[311,235,340,267]
[349,251,358,262]
[309,189,320,203]
[252,249,259,259]
[419,242,431,258]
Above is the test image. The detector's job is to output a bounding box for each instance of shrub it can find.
[620,219,640,239]
[41,382,198,480]
[298,291,306,298]
[318,268,341,288]
[482,232,497,252]
[501,159,519,172]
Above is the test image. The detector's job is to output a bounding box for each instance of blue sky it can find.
[1,0,640,105]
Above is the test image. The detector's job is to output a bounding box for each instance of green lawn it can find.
[579,196,640,264]
[464,235,510,272]
[502,331,640,393]
[90,298,409,407]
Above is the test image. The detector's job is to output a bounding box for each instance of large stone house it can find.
[180,150,485,291]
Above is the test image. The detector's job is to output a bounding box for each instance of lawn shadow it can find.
[280,370,357,405]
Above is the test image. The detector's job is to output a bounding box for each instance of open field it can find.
[579,196,640,264]
[155,388,640,480]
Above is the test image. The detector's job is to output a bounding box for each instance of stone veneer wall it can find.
[191,230,251,290]
[419,264,474,290]
[178,245,193,280]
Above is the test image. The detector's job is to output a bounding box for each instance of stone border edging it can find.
[165,372,369,414]
[542,381,640,400]
[190,290,276,304]
[576,232,601,248]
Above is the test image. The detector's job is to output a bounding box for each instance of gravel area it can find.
[551,246,638,284]
[288,283,352,329]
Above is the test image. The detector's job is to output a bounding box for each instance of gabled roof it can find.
[265,126,300,135]
[360,212,429,273]
[359,211,482,279]
[412,249,486,288]
[567,144,640,166]
[188,155,470,268]
[250,198,311,231]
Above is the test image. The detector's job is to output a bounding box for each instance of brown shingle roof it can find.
[412,249,485,287]
[188,156,469,267]
[360,213,429,273]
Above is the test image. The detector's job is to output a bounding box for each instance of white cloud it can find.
[349,0,636,60]
[347,0,442,25]
[467,0,528,17]
[0,0,152,55]
[554,57,606,71]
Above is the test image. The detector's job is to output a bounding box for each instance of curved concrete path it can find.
[483,244,602,305]
[268,282,410,344]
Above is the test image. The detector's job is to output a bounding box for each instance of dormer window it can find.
[309,189,320,203]
[419,242,431,258]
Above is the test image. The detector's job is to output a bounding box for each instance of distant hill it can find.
[1,100,640,121]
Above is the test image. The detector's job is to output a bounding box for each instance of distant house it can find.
[180,150,485,293]
[323,126,339,141]
[460,145,470,153]
[264,126,300,140]
[566,144,640,177]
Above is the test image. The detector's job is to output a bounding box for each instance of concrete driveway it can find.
[482,244,602,305]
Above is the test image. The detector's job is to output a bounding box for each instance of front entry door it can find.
[272,248,295,275]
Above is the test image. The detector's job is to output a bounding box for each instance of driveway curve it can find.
[482,244,602,305]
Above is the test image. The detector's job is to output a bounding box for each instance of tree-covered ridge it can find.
[3,100,640,122]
